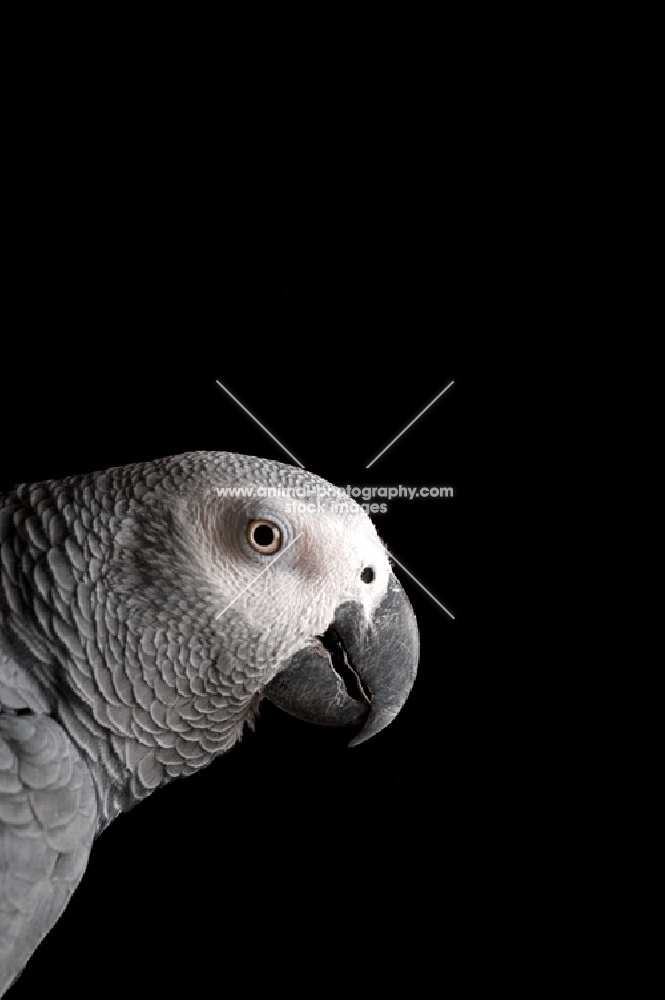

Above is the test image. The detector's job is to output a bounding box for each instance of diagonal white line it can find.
[212,377,456,618]
[362,529,455,619]
[215,380,305,468]
[366,380,455,468]
[215,533,303,620]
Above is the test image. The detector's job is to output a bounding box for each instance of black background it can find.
[3,162,640,992]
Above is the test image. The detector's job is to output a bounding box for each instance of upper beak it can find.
[263,574,419,746]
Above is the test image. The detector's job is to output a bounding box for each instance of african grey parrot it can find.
[0,450,418,992]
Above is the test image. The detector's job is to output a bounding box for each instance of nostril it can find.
[360,567,375,584]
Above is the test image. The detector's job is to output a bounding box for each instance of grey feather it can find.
[0,677,97,995]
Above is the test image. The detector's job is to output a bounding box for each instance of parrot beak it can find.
[263,574,419,746]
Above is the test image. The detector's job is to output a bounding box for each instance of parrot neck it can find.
[53,641,261,831]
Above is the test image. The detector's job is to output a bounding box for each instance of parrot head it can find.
[103,450,419,749]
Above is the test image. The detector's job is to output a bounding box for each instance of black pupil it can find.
[361,567,374,584]
[254,524,275,547]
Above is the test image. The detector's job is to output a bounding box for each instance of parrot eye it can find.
[361,567,375,584]
[247,519,282,554]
